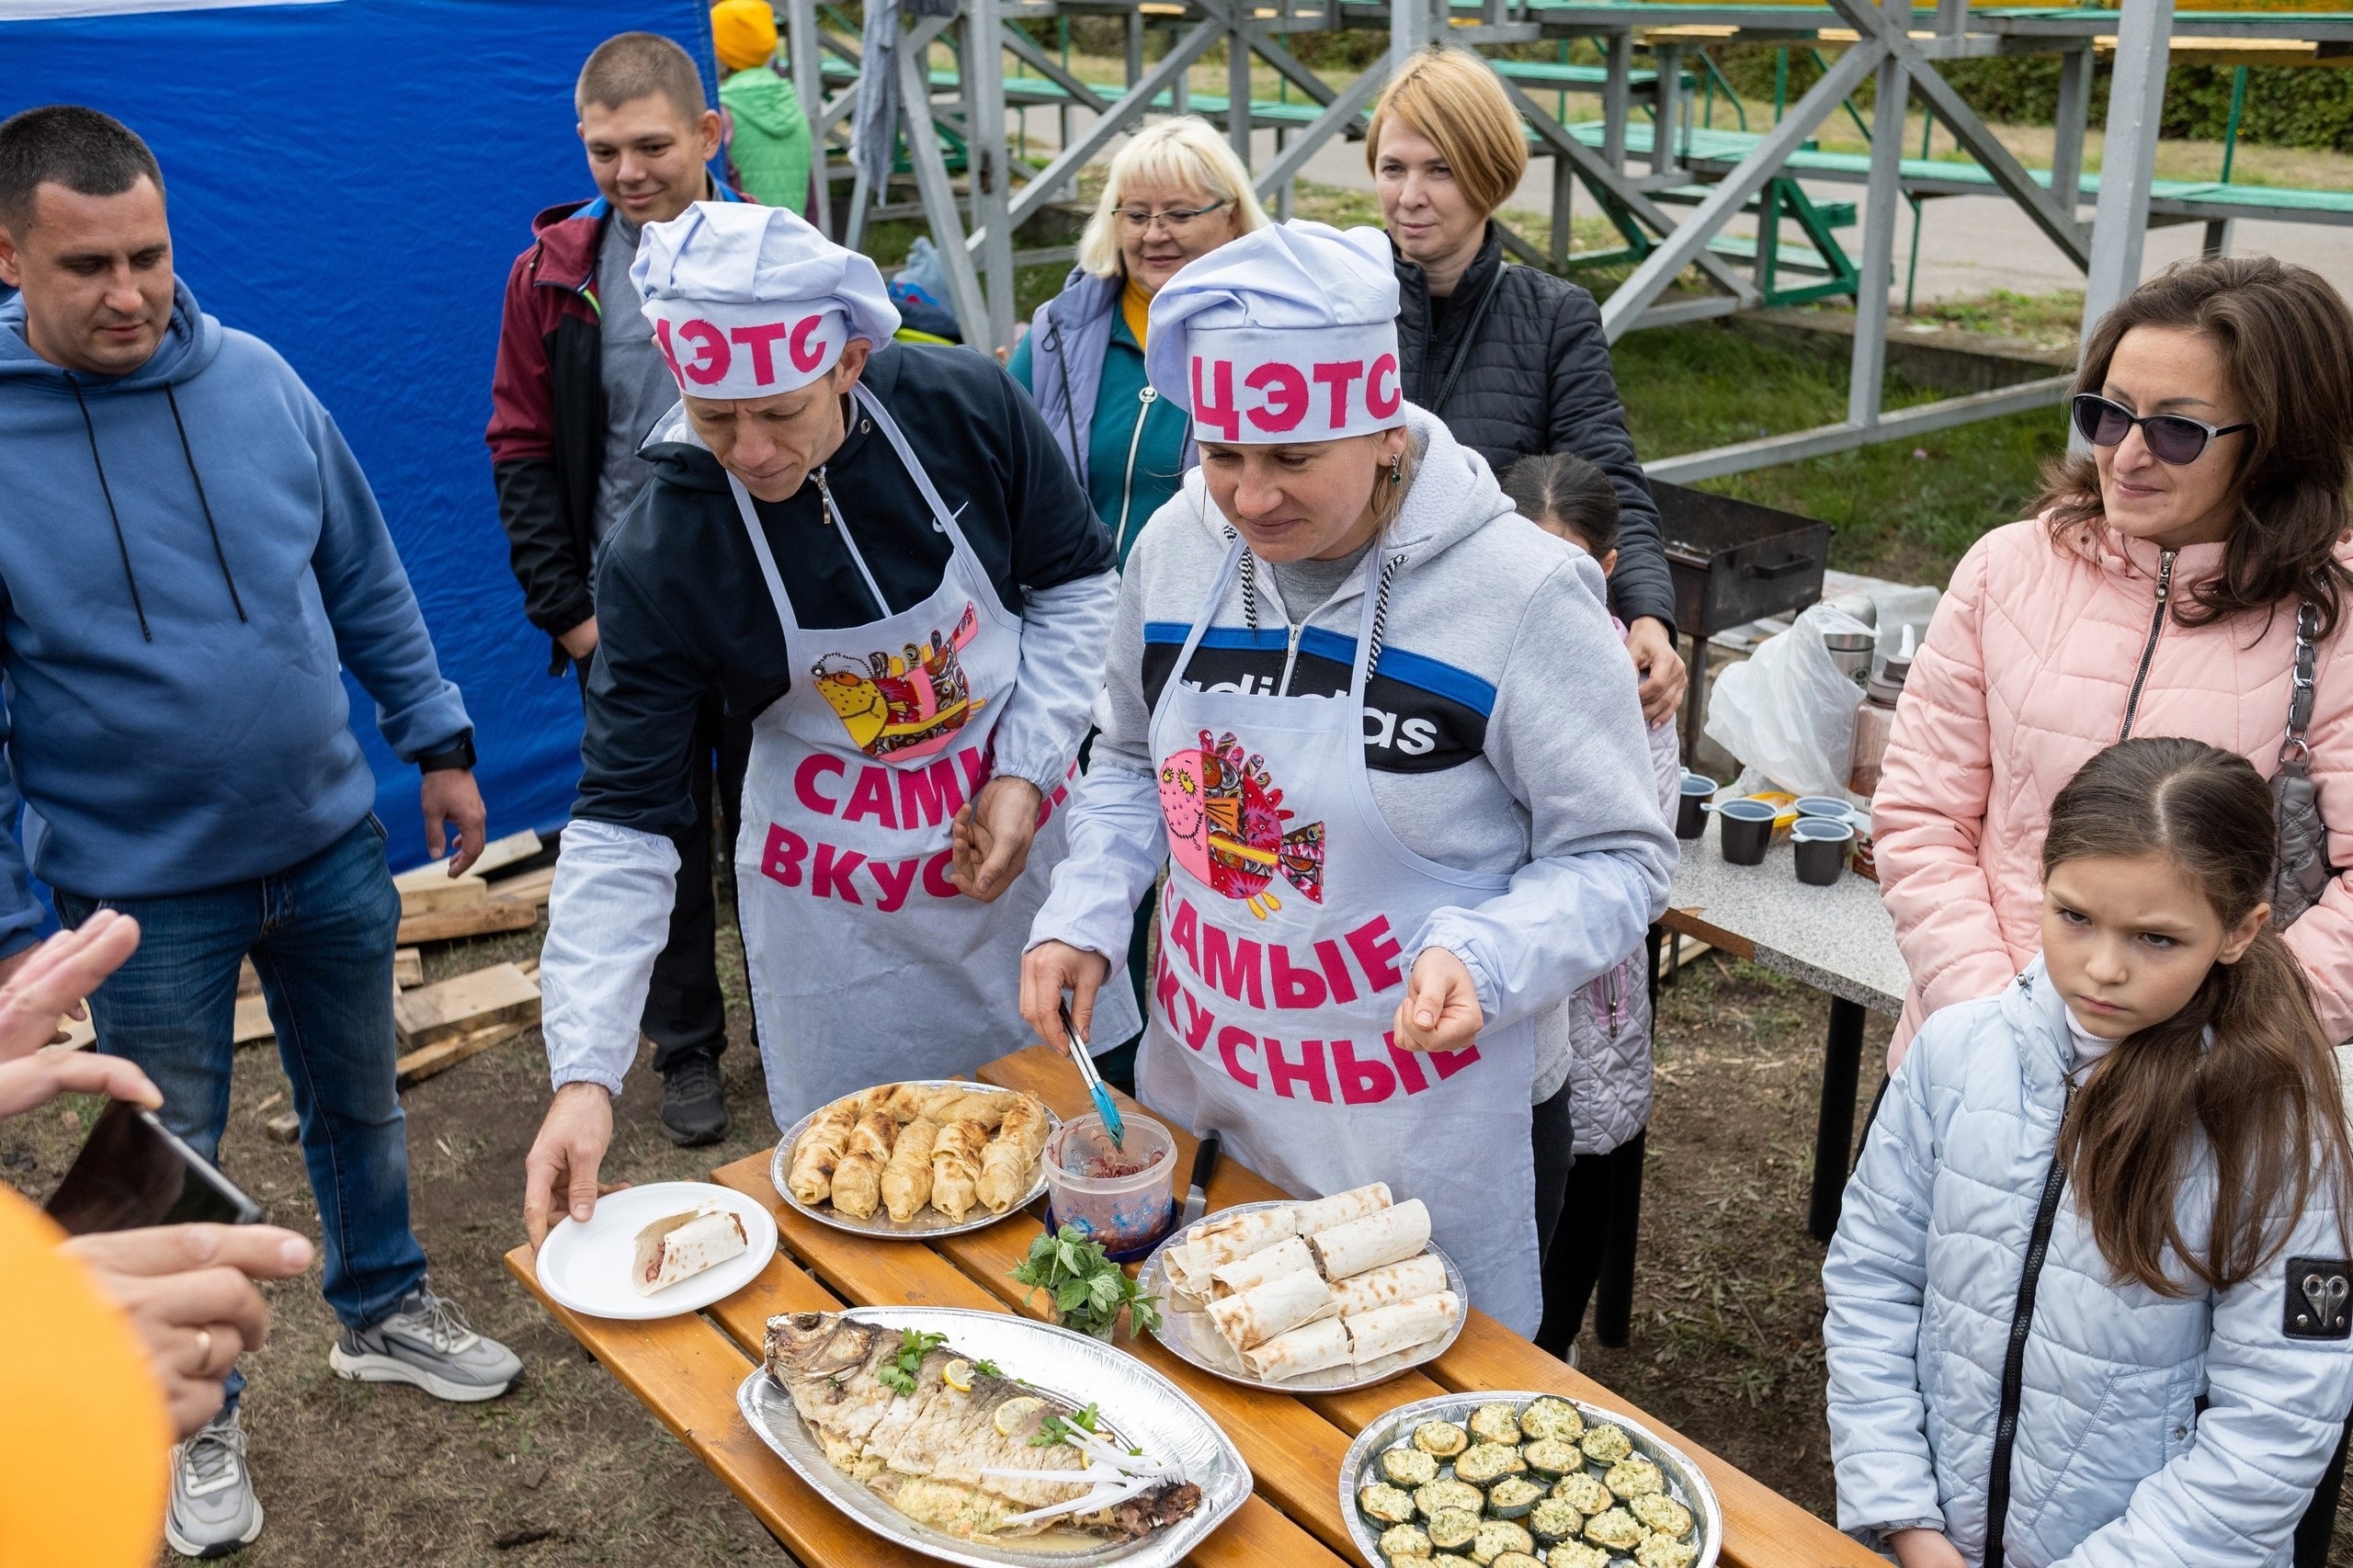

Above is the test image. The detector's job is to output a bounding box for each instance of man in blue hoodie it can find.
[0,106,521,1559]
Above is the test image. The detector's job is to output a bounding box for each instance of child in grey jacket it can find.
[1504,452,1681,1358]
[1825,738,2353,1568]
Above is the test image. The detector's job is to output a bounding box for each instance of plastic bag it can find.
[1703,604,1871,797]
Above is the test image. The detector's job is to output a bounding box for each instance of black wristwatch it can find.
[413,732,477,773]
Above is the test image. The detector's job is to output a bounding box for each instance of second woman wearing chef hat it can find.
[1019,222,1674,1335]
[522,201,1135,1245]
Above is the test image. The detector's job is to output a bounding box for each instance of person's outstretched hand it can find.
[62,1222,314,1437]
[1020,940,1109,1051]
[1391,948,1483,1054]
[0,910,141,1064]
[523,1083,627,1249]
[949,778,1044,903]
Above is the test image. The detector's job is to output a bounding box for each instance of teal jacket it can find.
[1010,290,1190,565]
[720,68,813,217]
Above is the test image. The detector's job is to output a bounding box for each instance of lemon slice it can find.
[942,1358,974,1393]
[994,1395,1046,1437]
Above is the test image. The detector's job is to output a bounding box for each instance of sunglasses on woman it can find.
[2070,392,2252,466]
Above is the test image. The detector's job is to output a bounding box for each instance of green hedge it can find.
[1713,43,2353,155]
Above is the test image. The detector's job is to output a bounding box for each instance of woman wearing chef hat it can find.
[1019,222,1674,1335]
[523,202,1134,1244]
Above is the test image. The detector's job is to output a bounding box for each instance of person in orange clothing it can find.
[0,913,313,1561]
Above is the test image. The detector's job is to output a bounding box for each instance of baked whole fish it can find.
[764,1312,1201,1549]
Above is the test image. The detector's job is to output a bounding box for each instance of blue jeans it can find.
[56,815,426,1407]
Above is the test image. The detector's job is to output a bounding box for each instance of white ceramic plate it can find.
[536,1180,777,1321]
[769,1080,1059,1239]
[738,1306,1251,1568]
[1135,1199,1469,1393]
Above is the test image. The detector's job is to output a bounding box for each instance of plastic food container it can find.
[1043,1112,1176,1255]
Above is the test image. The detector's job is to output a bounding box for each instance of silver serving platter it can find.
[735,1306,1252,1568]
[1134,1199,1469,1394]
[1338,1391,1722,1568]
[769,1080,1060,1239]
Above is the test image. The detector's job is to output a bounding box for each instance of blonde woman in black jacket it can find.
[1370,45,1686,722]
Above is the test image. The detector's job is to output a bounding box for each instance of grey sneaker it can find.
[329,1283,521,1403]
[165,1406,263,1559]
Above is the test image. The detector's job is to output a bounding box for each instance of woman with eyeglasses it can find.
[1370,47,1687,732]
[1010,119,1267,563]
[1874,256,2353,1077]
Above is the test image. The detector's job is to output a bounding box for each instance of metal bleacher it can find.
[779,0,2353,480]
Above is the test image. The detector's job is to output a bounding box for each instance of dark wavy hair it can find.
[2043,738,2353,1294]
[2034,256,2353,639]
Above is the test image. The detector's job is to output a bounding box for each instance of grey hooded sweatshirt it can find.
[1029,405,1676,1096]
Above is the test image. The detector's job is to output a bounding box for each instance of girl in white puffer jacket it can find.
[1826,738,2353,1568]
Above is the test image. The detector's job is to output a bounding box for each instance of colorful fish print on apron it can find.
[727,383,1138,1126]
[1135,534,1542,1336]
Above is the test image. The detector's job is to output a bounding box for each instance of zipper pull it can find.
[812,466,836,528]
[1139,387,1157,407]
[2155,548,2175,603]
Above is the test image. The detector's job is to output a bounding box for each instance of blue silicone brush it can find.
[1058,994,1126,1149]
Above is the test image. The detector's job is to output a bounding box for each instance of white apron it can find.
[1135,537,1542,1336]
[728,383,1137,1127]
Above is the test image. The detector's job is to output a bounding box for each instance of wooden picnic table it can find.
[505,1043,1881,1568]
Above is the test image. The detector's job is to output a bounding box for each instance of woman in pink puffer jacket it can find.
[1875,256,2353,1063]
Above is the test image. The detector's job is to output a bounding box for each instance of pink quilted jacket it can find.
[1873,516,2353,1058]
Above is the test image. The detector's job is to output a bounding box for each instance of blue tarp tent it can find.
[1,0,718,870]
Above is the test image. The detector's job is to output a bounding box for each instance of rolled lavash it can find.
[1345,1290,1461,1364]
[1308,1199,1431,1282]
[1330,1253,1449,1317]
[1209,1236,1315,1299]
[1168,1207,1301,1294]
[1290,1182,1392,1236]
[1241,1316,1354,1380]
[1206,1267,1339,1352]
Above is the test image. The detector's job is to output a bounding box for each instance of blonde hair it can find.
[1365,45,1529,219]
[1077,117,1269,278]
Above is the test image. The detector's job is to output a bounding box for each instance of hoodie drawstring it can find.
[68,377,151,642]
[67,377,250,641]
[165,384,247,624]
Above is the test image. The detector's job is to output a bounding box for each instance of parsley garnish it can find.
[971,1358,1003,1379]
[1009,1224,1164,1340]
[1029,1403,1104,1448]
[877,1327,949,1397]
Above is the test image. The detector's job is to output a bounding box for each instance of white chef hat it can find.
[1144,221,1404,445]
[631,201,901,400]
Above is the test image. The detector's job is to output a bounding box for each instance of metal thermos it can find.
[1847,627,1914,798]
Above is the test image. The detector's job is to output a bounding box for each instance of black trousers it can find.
[1531,1079,1574,1271]
[1536,1131,1645,1356]
[2294,1413,2352,1568]
[575,666,749,1073]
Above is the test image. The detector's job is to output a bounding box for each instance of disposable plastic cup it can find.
[1677,772,1716,840]
[1042,1113,1177,1254]
[1793,816,1856,885]
[1719,798,1777,866]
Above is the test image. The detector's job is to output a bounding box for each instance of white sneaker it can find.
[329,1282,521,1402]
[165,1406,263,1559]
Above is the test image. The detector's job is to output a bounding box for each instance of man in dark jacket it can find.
[486,31,746,1143]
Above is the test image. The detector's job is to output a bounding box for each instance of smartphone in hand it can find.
[43,1098,264,1234]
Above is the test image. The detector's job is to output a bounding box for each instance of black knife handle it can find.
[1188,1130,1222,1198]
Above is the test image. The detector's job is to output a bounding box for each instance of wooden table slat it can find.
[502,1245,939,1568]
[710,1154,1361,1565]
[959,1056,1454,1434]
[977,1046,1881,1568]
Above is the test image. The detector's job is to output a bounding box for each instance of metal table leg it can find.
[1807,996,1867,1241]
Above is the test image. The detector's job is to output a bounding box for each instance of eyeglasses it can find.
[2070,392,2252,466]
[1115,199,1230,233]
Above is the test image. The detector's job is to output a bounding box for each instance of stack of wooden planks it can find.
[393,957,541,1090]
[392,828,554,945]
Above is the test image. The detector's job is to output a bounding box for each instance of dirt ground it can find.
[7,920,2349,1564]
